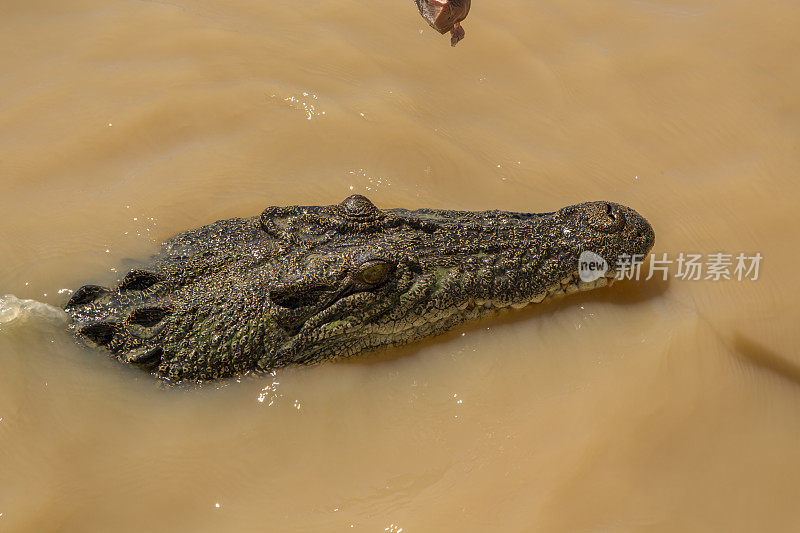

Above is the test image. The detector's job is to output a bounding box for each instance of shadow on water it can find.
[732,334,800,388]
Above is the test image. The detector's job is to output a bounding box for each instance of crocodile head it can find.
[65,195,654,381]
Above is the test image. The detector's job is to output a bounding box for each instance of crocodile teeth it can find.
[452,269,611,318]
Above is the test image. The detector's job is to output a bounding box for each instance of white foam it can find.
[0,294,69,328]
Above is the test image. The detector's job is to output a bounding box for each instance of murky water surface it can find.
[1,0,799,530]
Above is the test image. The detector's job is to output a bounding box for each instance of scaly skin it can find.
[65,195,655,381]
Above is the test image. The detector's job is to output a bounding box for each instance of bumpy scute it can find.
[65,195,655,381]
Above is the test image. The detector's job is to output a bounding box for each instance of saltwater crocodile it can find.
[65,195,654,381]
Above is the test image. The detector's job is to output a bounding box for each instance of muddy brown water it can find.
[1,0,799,531]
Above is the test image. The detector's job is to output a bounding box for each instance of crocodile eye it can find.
[356,260,393,286]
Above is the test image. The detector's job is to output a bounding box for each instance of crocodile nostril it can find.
[66,285,109,308]
[588,202,626,233]
[79,321,116,345]
[119,270,164,291]
[128,306,171,327]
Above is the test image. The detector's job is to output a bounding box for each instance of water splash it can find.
[0,295,68,330]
